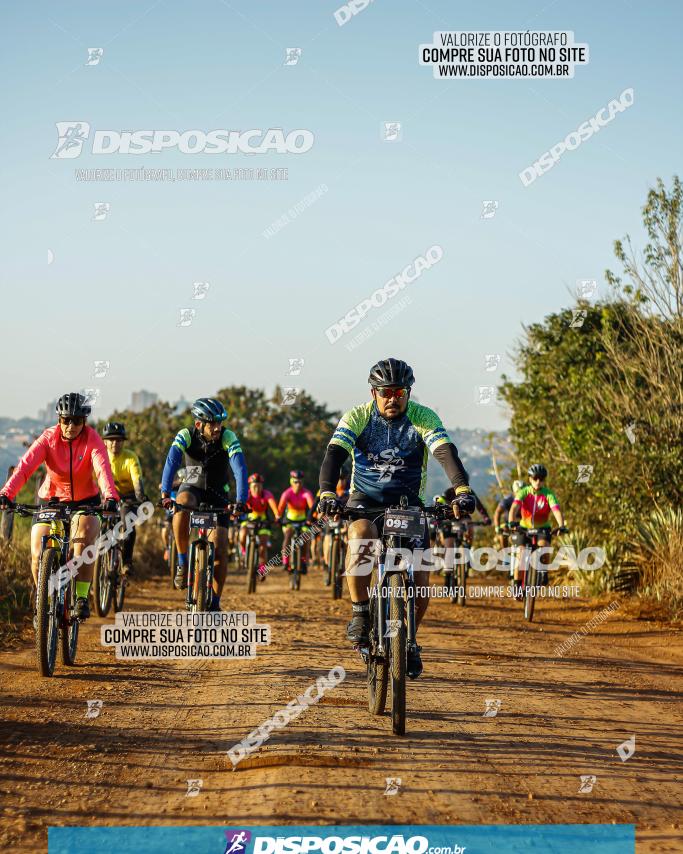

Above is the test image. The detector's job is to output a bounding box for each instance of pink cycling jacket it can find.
[0,425,119,503]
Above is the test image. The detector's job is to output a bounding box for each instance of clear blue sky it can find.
[1,0,681,428]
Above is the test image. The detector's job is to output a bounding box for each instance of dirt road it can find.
[1,568,681,853]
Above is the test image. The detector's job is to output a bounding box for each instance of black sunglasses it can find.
[60,416,85,425]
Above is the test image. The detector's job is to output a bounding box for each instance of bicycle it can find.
[284,519,311,591]
[325,518,347,600]
[242,517,272,594]
[92,501,140,617]
[339,496,450,736]
[6,501,108,677]
[507,523,569,622]
[160,509,177,589]
[441,519,490,606]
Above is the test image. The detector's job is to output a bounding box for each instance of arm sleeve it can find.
[92,436,120,501]
[130,453,145,500]
[319,444,350,494]
[0,433,49,500]
[432,443,469,490]
[475,493,492,518]
[229,452,248,503]
[161,430,190,494]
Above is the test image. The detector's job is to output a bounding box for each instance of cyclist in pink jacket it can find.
[0,393,119,621]
[277,470,315,574]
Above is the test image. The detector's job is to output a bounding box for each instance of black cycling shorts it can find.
[176,484,230,527]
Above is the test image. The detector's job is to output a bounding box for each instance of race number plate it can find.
[190,511,219,530]
[383,508,425,538]
[36,509,60,522]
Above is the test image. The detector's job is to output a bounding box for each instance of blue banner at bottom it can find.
[49,824,635,854]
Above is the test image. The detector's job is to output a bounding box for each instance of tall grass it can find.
[630,507,683,615]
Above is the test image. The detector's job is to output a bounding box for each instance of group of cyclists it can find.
[0,357,567,680]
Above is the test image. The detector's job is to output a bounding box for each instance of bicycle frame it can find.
[372,534,416,658]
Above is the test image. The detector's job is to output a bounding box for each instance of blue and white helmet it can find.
[191,397,227,423]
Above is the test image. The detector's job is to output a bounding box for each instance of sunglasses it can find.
[60,416,85,426]
[375,387,408,399]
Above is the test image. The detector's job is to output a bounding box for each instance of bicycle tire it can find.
[443,571,455,602]
[61,574,79,666]
[456,560,468,606]
[388,572,406,736]
[246,535,257,594]
[330,536,340,599]
[113,548,126,613]
[35,548,60,677]
[194,543,209,612]
[169,534,177,589]
[367,569,388,715]
[291,542,301,591]
[524,561,537,622]
[93,543,113,617]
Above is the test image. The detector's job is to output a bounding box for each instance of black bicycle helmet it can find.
[102,421,127,439]
[55,392,91,418]
[190,397,227,422]
[527,464,548,480]
[368,358,415,388]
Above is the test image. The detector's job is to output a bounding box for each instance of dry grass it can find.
[631,506,683,616]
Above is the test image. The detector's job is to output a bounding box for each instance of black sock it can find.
[352,600,370,614]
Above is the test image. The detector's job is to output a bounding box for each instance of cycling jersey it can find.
[278,486,314,521]
[329,401,451,504]
[246,489,275,518]
[513,485,560,529]
[161,425,247,503]
[0,425,119,503]
[108,448,143,499]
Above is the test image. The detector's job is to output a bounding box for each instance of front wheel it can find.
[193,543,209,612]
[330,537,341,600]
[524,561,537,622]
[455,560,468,606]
[388,573,406,736]
[168,532,177,590]
[35,548,60,677]
[367,570,388,715]
[246,536,258,594]
[61,574,79,666]
[290,543,301,591]
[112,548,126,612]
[93,548,113,617]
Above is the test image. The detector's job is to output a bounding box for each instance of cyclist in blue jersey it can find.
[160,398,248,611]
[318,358,475,679]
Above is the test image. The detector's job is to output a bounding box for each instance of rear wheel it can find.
[367,570,388,715]
[330,537,341,600]
[60,575,79,665]
[443,571,454,602]
[35,548,60,677]
[246,535,257,594]
[388,573,406,736]
[93,547,113,617]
